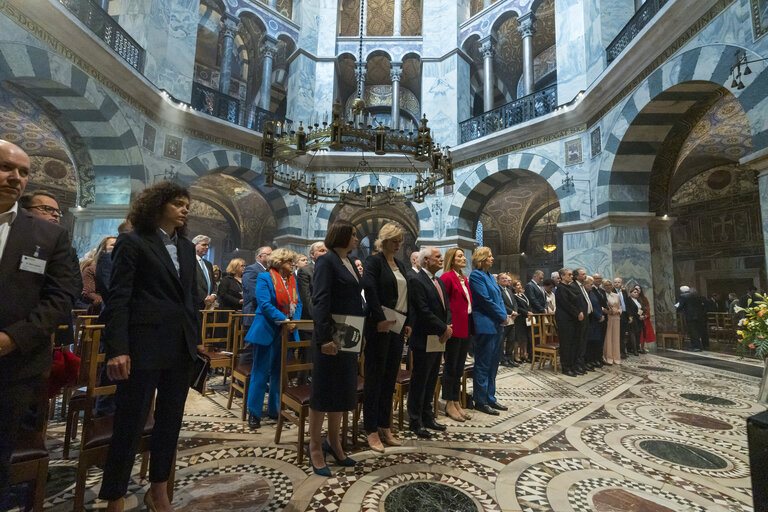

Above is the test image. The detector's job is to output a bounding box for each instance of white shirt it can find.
[391,263,408,313]
[196,254,213,295]
[0,202,18,265]
[578,282,593,314]
[455,270,472,314]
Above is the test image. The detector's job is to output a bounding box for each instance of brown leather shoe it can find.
[378,428,402,446]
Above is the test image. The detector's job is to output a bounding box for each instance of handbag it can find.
[190,353,211,394]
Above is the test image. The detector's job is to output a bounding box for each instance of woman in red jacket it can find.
[440,248,473,422]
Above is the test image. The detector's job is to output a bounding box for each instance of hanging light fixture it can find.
[258,0,453,208]
[542,185,558,253]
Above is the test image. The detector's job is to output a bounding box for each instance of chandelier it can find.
[258,1,454,208]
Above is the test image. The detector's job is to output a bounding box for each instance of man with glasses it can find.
[20,190,63,224]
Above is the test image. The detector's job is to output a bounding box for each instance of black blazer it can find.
[570,282,590,318]
[217,274,243,310]
[626,295,642,333]
[101,230,201,369]
[555,282,581,322]
[195,256,214,307]
[513,293,531,336]
[0,209,80,383]
[501,287,518,315]
[407,270,451,351]
[363,252,410,325]
[525,280,546,313]
[296,261,315,319]
[312,250,366,346]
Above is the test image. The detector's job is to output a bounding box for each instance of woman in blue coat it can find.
[244,248,302,430]
[468,247,509,416]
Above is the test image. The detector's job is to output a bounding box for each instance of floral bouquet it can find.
[735,294,768,359]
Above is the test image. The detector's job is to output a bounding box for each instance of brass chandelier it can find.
[258,1,454,208]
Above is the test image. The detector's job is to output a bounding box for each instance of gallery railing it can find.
[606,0,670,64]
[190,82,289,133]
[58,0,145,72]
[459,85,557,144]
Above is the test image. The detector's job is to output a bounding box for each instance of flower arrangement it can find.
[735,294,768,359]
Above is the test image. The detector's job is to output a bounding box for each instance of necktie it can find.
[199,258,211,295]
[432,276,445,309]
[618,290,626,311]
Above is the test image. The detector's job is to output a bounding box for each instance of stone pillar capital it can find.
[517,12,537,38]
[220,15,239,38]
[479,38,495,60]
[390,62,402,81]
[262,37,279,59]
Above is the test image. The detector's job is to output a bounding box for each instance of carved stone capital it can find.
[517,12,537,39]
[390,62,402,82]
[220,16,239,39]
[262,37,279,59]
[479,40,494,60]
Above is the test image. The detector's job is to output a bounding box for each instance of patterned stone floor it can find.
[9,353,765,511]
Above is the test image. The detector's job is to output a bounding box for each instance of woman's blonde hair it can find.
[443,247,465,274]
[226,258,245,274]
[471,246,493,270]
[374,222,405,252]
[267,248,297,270]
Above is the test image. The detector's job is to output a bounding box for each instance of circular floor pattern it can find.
[569,477,707,512]
[614,402,745,438]
[637,440,727,470]
[632,384,758,410]
[637,365,673,372]
[362,472,499,512]
[173,464,292,512]
[383,481,478,512]
[679,393,737,406]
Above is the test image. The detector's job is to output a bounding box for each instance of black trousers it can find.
[575,318,588,369]
[443,336,470,401]
[501,325,515,360]
[687,320,704,350]
[98,362,192,500]
[363,330,404,433]
[407,348,441,428]
[620,317,628,356]
[556,315,575,370]
[0,376,46,510]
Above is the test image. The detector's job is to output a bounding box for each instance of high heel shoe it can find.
[367,432,385,453]
[445,404,465,422]
[305,443,331,476]
[323,439,356,466]
[378,428,402,446]
[143,493,158,512]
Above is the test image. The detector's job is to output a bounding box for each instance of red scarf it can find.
[270,269,297,316]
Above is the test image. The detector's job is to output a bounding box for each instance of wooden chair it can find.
[460,360,474,409]
[530,313,559,374]
[73,326,167,512]
[658,332,682,350]
[9,382,50,512]
[226,313,255,420]
[199,310,235,394]
[274,320,313,464]
[63,315,100,459]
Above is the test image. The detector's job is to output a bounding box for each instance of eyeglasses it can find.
[29,205,63,216]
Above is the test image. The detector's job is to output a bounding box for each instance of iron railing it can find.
[190,82,289,133]
[459,85,557,144]
[606,0,670,64]
[59,0,145,72]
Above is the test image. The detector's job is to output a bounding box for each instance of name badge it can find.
[20,255,47,274]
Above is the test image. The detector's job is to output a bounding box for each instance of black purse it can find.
[190,353,211,394]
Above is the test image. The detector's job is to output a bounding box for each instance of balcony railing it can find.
[59,0,145,72]
[606,0,670,64]
[191,82,289,133]
[459,85,557,144]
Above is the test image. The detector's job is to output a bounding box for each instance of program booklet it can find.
[382,306,407,334]
[426,334,445,352]
[331,314,366,353]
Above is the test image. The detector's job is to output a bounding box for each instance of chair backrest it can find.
[201,310,234,349]
[277,320,313,397]
[80,325,113,400]
[230,313,255,368]
[529,313,556,347]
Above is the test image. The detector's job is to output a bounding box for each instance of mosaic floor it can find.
[10,352,766,511]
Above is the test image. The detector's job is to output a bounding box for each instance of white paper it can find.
[331,314,366,353]
[382,307,407,334]
[426,334,445,352]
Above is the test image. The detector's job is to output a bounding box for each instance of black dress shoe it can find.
[475,404,500,415]
[575,369,586,375]
[410,426,432,439]
[620,354,627,359]
[248,413,261,430]
[585,362,595,370]
[596,361,605,368]
[564,370,577,377]
[509,360,520,368]
[424,418,446,431]
[489,402,508,411]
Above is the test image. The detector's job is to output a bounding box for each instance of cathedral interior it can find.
[3,0,768,510]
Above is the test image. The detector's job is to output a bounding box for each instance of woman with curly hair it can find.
[633,284,655,354]
[99,181,203,512]
[80,235,116,313]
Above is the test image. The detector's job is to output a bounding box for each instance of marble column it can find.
[393,0,402,35]
[650,217,677,336]
[362,0,368,35]
[390,62,402,130]
[757,170,768,279]
[480,37,495,112]
[218,16,238,94]
[517,12,537,96]
[269,0,277,8]
[259,38,278,110]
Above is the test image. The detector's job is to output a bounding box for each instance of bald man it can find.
[0,141,80,504]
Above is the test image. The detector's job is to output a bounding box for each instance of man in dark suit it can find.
[406,250,421,279]
[525,270,546,313]
[571,268,592,372]
[613,277,630,358]
[407,247,452,439]
[192,234,216,310]
[242,246,272,327]
[0,141,80,505]
[677,285,706,352]
[555,268,583,377]
[296,241,327,320]
[498,273,519,367]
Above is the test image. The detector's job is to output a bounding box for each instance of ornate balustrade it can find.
[190,82,289,133]
[459,85,557,144]
[606,0,670,64]
[59,0,145,72]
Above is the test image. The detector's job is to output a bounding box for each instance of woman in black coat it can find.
[586,277,606,368]
[99,182,202,512]
[217,258,245,310]
[362,222,411,453]
[308,220,365,476]
[512,280,533,362]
